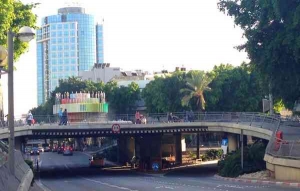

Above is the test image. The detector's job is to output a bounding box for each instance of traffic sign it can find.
[112,124,121,133]
[152,162,159,171]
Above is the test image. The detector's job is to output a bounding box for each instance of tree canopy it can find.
[0,0,38,61]
[205,63,264,112]
[218,0,300,109]
[142,72,188,113]
[181,71,213,111]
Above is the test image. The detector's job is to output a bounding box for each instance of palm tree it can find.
[181,71,213,111]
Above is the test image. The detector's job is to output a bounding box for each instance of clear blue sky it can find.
[2,0,248,116]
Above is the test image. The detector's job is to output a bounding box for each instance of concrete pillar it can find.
[118,136,135,165]
[92,137,97,146]
[175,133,182,164]
[138,135,162,170]
[14,137,24,153]
[196,133,200,159]
[228,133,238,153]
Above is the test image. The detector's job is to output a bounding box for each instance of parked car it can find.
[30,147,40,155]
[25,146,32,154]
[57,146,64,154]
[44,146,51,152]
[52,145,58,152]
[38,147,44,153]
[89,155,105,168]
[63,146,73,156]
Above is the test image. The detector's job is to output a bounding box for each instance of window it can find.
[70,23,75,29]
[70,37,76,43]
[52,59,57,65]
[58,52,63,58]
[71,66,76,71]
[70,44,76,50]
[51,53,56,58]
[64,52,69,57]
[64,59,69,64]
[51,45,56,51]
[70,30,75,36]
[64,66,69,71]
[57,38,62,44]
[58,59,63,65]
[57,45,63,51]
[64,38,69,43]
[70,51,76,57]
[64,45,69,50]
[57,31,62,37]
[51,39,56,44]
[64,31,69,36]
[57,24,62,30]
[58,66,63,71]
[51,24,56,30]
[51,31,56,37]
[71,58,76,64]
[51,67,57,72]
[64,24,69,29]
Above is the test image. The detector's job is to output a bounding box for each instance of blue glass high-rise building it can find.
[36,7,104,105]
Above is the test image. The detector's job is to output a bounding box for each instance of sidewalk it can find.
[29,182,44,191]
[214,174,300,188]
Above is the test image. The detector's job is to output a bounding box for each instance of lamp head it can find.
[18,26,35,42]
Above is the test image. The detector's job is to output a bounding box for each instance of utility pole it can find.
[8,30,15,176]
[269,83,274,115]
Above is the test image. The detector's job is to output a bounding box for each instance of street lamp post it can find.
[0,27,35,176]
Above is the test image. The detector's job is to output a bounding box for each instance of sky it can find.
[1,0,248,116]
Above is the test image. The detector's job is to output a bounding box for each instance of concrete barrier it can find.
[264,154,300,182]
[17,169,33,191]
[0,150,33,191]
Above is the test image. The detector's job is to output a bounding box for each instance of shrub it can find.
[200,149,223,161]
[218,141,267,177]
[24,159,33,171]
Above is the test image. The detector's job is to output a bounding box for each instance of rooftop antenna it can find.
[64,0,82,7]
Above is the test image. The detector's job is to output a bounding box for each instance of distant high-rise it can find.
[36,6,104,105]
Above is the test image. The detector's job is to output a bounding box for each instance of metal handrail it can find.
[3,112,300,159]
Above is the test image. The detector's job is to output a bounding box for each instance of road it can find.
[26,151,299,191]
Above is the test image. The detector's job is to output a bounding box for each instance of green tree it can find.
[218,0,300,109]
[109,82,140,114]
[205,63,264,112]
[0,0,38,61]
[181,71,213,111]
[142,72,187,113]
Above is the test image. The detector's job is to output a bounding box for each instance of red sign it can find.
[112,124,121,133]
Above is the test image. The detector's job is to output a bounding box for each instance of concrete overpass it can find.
[1,112,300,182]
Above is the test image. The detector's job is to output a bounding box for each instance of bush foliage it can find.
[218,141,267,177]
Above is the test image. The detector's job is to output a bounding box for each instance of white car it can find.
[38,147,44,152]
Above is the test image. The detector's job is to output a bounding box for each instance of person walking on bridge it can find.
[62,109,68,125]
[58,108,63,125]
[27,111,33,126]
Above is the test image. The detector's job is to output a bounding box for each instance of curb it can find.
[214,175,300,188]
[18,169,34,191]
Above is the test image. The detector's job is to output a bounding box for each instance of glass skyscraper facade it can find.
[37,7,104,105]
[96,24,104,63]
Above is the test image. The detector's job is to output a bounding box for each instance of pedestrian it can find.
[62,109,68,125]
[135,111,141,124]
[27,111,33,126]
[168,112,173,123]
[58,108,63,125]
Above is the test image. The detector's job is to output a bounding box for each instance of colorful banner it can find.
[53,103,109,114]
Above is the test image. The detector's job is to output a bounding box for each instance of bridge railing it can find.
[266,137,300,160]
[9,112,281,129]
